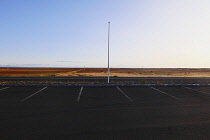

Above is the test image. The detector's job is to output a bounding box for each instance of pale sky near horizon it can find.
[1,0,210,68]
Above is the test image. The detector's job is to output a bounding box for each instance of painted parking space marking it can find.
[77,87,83,102]
[116,86,133,102]
[150,86,181,100]
[0,87,9,91]
[21,86,48,102]
[183,86,210,95]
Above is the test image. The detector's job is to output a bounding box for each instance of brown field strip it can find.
[1,68,210,77]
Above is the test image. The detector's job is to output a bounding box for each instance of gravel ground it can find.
[1,77,210,86]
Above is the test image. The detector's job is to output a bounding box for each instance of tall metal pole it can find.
[108,22,110,84]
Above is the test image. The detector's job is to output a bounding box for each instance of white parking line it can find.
[21,86,48,102]
[116,86,133,102]
[183,86,210,95]
[77,87,83,102]
[0,87,9,91]
[150,86,181,100]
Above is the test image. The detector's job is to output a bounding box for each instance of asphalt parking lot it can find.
[1,86,210,140]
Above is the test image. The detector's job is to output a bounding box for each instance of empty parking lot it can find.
[1,86,210,139]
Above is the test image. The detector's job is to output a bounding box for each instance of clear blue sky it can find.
[1,0,210,68]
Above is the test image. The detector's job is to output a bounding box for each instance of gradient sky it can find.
[1,0,210,68]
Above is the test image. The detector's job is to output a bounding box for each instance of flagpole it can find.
[108,22,110,84]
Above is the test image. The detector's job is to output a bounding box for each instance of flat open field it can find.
[1,67,210,77]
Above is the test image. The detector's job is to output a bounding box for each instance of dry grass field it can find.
[1,67,210,77]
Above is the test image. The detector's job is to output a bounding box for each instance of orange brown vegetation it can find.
[0,67,210,77]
